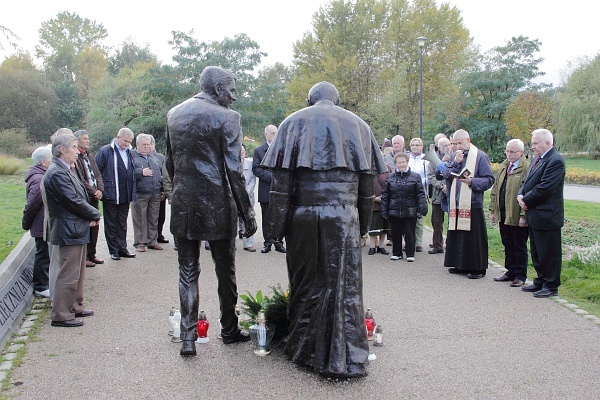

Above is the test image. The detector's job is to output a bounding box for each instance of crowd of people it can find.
[20,64,565,378]
[372,128,565,297]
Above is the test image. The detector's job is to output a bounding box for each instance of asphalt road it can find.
[564,184,600,203]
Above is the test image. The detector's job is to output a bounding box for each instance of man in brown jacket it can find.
[73,130,105,267]
[489,139,529,287]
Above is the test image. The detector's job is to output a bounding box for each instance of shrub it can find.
[0,128,31,158]
[0,153,25,175]
[565,167,600,185]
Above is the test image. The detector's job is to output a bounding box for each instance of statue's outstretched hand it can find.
[243,217,257,238]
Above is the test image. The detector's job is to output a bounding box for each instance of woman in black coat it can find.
[380,152,428,262]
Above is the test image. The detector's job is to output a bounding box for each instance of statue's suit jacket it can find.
[519,146,565,230]
[166,93,254,241]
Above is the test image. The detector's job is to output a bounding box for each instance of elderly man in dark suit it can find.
[43,134,101,327]
[252,124,286,254]
[518,128,566,298]
[166,66,257,356]
[96,128,137,261]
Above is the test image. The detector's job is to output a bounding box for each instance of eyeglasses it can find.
[504,150,522,154]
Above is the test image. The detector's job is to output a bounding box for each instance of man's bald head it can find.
[264,124,277,144]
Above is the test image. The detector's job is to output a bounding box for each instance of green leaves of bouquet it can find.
[240,284,289,341]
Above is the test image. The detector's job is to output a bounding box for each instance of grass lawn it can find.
[0,181,28,262]
[564,155,600,172]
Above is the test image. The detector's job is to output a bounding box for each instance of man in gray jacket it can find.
[131,133,163,252]
[44,134,101,327]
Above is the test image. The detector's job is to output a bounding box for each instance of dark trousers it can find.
[33,237,50,292]
[157,198,166,239]
[529,227,562,290]
[499,221,529,281]
[87,198,100,260]
[430,203,445,250]
[260,202,272,248]
[102,201,130,255]
[87,224,99,260]
[177,237,239,341]
[389,216,417,257]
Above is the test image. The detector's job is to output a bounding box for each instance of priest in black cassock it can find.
[261,82,387,378]
[439,129,494,279]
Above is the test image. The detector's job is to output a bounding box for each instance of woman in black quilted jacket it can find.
[380,152,428,262]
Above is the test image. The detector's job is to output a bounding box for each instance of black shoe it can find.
[157,237,170,243]
[111,254,121,261]
[261,246,272,253]
[533,287,558,298]
[415,246,423,252]
[428,248,444,254]
[75,310,94,317]
[522,284,542,292]
[493,273,513,282]
[448,267,467,274]
[51,319,83,327]
[274,243,286,253]
[368,248,376,255]
[467,273,485,279]
[222,331,251,344]
[180,340,197,356]
[118,251,136,258]
[378,247,389,255]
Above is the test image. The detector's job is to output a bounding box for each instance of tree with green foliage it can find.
[36,11,109,128]
[86,62,154,150]
[36,11,108,82]
[0,54,59,142]
[289,0,471,144]
[242,62,291,137]
[452,36,547,160]
[505,91,557,145]
[0,25,19,53]
[558,53,600,155]
[108,40,158,75]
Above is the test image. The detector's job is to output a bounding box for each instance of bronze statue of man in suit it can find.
[166,66,257,356]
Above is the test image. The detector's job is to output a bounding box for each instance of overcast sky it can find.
[2,0,599,86]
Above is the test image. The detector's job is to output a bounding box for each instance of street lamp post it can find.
[417,36,427,140]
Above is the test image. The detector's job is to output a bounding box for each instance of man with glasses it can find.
[489,139,529,287]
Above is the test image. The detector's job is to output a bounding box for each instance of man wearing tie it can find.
[518,129,565,298]
[490,139,529,287]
